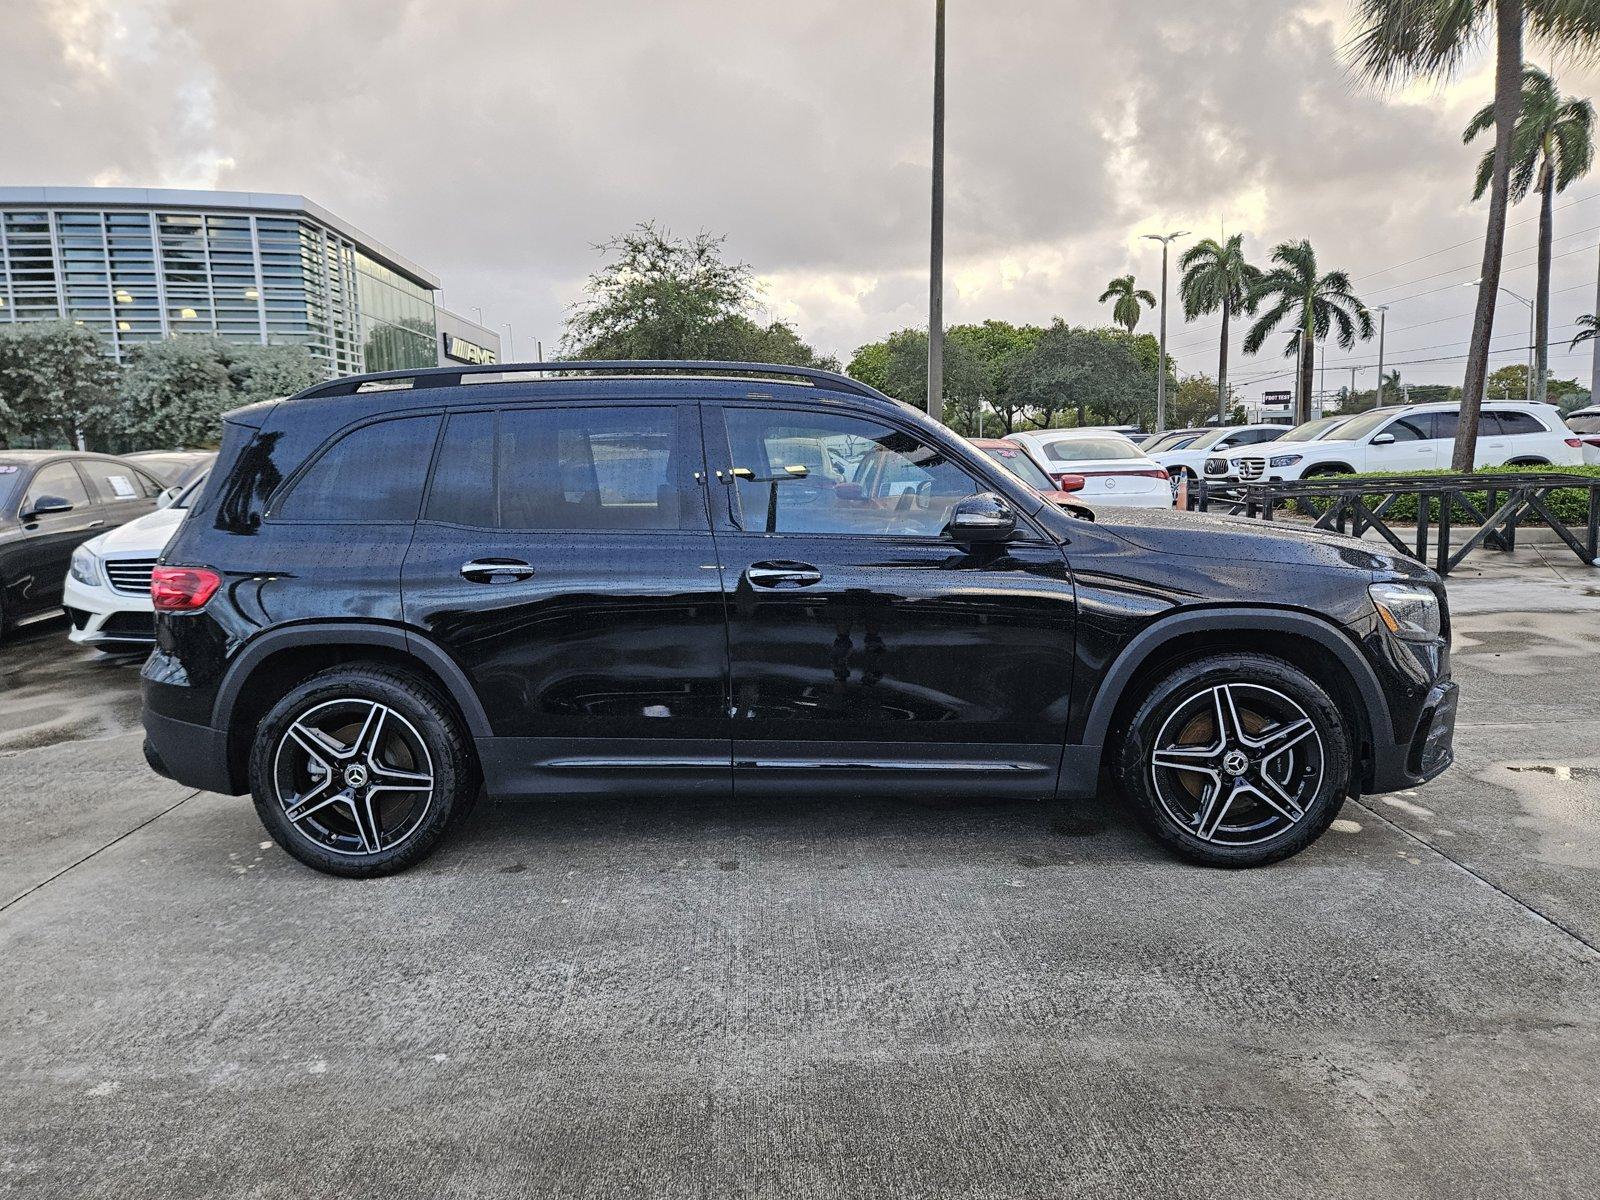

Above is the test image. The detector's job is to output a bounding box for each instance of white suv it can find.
[1209,402,1582,482]
[1143,424,1287,480]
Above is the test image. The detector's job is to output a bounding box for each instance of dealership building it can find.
[0,187,500,377]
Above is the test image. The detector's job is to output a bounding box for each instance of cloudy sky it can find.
[11,0,1600,400]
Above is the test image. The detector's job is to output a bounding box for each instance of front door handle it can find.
[461,558,535,584]
[745,561,822,589]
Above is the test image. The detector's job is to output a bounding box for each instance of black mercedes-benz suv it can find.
[140,361,1458,877]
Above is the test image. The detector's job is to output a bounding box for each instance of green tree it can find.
[1171,375,1224,428]
[1243,241,1373,425]
[1179,235,1262,422]
[855,328,989,433]
[1486,363,1529,398]
[1466,65,1594,404]
[116,337,236,448]
[562,222,831,367]
[1006,323,1157,428]
[1571,312,1598,348]
[1352,0,1600,469]
[226,343,327,403]
[1098,275,1156,334]
[0,321,118,448]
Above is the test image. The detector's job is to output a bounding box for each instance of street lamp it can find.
[1466,280,1534,401]
[927,0,946,425]
[1141,230,1188,433]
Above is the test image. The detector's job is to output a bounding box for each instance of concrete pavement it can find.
[1,579,1597,1198]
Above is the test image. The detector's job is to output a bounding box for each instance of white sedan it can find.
[63,475,203,650]
[1005,429,1175,508]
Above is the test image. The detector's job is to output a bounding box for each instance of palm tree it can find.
[1350,0,1600,470]
[1570,313,1598,348]
[1465,66,1595,405]
[1243,241,1374,425]
[1099,275,1155,334]
[1178,235,1262,423]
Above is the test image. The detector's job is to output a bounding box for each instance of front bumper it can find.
[1369,679,1458,793]
[62,573,155,646]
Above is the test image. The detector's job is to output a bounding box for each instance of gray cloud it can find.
[7,0,1600,393]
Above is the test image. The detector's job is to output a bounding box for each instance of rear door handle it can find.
[460,558,535,583]
[745,561,822,589]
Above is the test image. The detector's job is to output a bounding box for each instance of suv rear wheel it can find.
[1114,654,1350,867]
[249,665,477,877]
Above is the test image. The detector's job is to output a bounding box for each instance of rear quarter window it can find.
[1491,410,1549,437]
[274,415,442,523]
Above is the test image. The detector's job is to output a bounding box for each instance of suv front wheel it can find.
[1114,654,1350,867]
[249,665,478,877]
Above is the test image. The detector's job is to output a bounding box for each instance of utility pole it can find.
[1592,243,1600,403]
[1349,367,1357,410]
[927,0,946,425]
[504,323,515,361]
[1373,305,1388,408]
[1141,230,1188,433]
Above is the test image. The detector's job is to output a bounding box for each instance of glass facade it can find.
[0,199,440,378]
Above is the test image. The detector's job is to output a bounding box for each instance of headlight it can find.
[1369,582,1440,642]
[69,543,101,587]
[1269,454,1303,468]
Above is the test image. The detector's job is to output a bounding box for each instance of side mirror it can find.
[945,492,1016,543]
[1054,474,1087,493]
[1215,440,1234,450]
[1371,432,1396,446]
[23,495,73,519]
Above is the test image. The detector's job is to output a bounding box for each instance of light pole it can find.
[504,323,515,361]
[1468,280,1534,401]
[1372,305,1388,408]
[1591,243,1600,404]
[927,0,946,425]
[1141,230,1188,433]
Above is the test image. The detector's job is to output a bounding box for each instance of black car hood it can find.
[1088,505,1398,572]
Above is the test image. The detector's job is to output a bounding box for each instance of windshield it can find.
[978,444,1055,491]
[1043,436,1144,462]
[1278,416,1349,442]
[1143,431,1207,454]
[1332,408,1414,441]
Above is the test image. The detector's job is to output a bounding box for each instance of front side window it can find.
[276,415,441,522]
[425,405,686,532]
[1376,414,1431,443]
[23,463,91,512]
[979,444,1055,492]
[723,407,981,536]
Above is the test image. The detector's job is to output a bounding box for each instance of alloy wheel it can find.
[1148,682,1324,847]
[271,698,436,857]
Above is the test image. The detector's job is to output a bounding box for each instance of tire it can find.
[1113,653,1350,868]
[249,664,478,878]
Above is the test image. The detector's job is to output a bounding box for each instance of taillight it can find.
[1564,437,1583,448]
[151,566,221,611]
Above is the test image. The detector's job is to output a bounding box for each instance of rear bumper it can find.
[1368,679,1458,793]
[142,707,239,795]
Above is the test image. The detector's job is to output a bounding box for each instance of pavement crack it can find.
[1353,798,1600,960]
[0,789,201,916]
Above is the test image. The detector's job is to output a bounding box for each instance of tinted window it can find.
[80,460,146,503]
[425,406,688,532]
[498,406,681,531]
[277,415,441,522]
[1493,410,1547,437]
[1431,411,1459,441]
[980,445,1055,491]
[1568,414,1600,434]
[724,408,980,536]
[425,411,497,527]
[1236,428,1284,445]
[23,463,91,512]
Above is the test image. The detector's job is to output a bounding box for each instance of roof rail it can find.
[293,360,897,405]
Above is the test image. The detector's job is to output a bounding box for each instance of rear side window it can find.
[276,415,441,522]
[1490,410,1548,437]
[80,460,147,502]
[425,405,688,532]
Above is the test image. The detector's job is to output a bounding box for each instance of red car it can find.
[968,438,1087,508]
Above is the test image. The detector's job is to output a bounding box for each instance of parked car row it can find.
[0,449,214,643]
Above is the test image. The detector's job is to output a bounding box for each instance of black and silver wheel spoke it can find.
[271,698,436,858]
[1150,682,1324,848]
